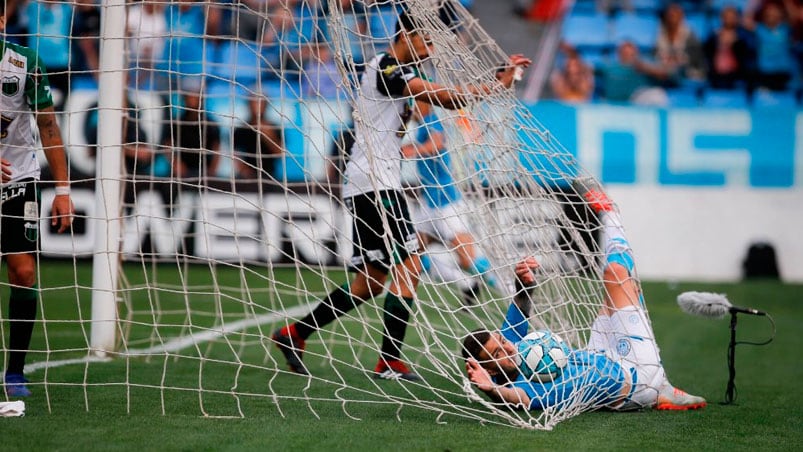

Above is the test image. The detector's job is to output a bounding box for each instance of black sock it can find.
[294,284,360,340]
[380,293,414,362]
[7,286,38,375]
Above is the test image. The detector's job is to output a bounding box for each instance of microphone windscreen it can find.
[677,291,732,319]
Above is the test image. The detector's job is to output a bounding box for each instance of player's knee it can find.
[8,266,36,288]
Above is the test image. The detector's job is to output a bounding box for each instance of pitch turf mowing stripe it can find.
[23,304,314,375]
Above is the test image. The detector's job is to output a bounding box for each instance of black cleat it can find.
[272,327,309,376]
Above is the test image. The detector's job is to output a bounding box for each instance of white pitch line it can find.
[25,304,313,374]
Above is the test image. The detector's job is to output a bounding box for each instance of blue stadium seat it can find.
[370,6,400,40]
[630,0,662,14]
[686,13,711,41]
[703,89,749,108]
[563,13,611,50]
[570,0,597,15]
[707,0,747,13]
[213,40,262,87]
[666,87,701,107]
[611,13,659,50]
[578,47,610,68]
[752,89,799,108]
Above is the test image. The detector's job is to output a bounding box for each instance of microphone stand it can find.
[723,312,738,405]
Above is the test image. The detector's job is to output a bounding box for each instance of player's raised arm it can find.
[404,54,532,110]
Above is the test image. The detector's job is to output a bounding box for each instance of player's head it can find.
[395,10,434,61]
[462,329,520,379]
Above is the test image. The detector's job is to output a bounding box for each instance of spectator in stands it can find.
[25,0,74,109]
[655,2,707,84]
[126,1,167,90]
[598,40,672,106]
[301,41,342,99]
[703,5,757,90]
[260,5,296,77]
[73,0,101,80]
[161,88,221,181]
[779,0,803,63]
[163,0,219,93]
[231,96,285,181]
[550,49,595,103]
[336,0,369,69]
[751,1,796,91]
[85,99,155,178]
[220,0,268,42]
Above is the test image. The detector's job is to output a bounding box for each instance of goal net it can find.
[8,0,626,430]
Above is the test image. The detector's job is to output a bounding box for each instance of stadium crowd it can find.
[551,0,803,106]
[2,0,798,182]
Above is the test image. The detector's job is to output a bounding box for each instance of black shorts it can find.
[345,190,419,271]
[1,179,40,254]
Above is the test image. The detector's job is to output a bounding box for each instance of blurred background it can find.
[4,0,800,282]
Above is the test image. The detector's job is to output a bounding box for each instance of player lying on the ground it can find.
[402,101,498,305]
[462,180,706,411]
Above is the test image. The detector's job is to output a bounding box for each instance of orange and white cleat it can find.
[572,177,614,214]
[656,385,707,411]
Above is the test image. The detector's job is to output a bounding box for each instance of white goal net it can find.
[4,0,627,430]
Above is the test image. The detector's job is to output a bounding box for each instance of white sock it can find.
[600,211,627,252]
[426,251,476,291]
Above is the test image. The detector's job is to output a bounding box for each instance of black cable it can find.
[721,312,775,405]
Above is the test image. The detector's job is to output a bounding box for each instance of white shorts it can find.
[588,306,666,408]
[410,200,471,244]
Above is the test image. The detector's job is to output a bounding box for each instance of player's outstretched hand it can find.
[466,359,494,392]
[1,159,12,183]
[515,257,539,286]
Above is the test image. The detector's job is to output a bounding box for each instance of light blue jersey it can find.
[497,303,632,411]
[415,113,461,209]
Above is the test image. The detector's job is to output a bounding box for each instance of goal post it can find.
[90,0,127,356]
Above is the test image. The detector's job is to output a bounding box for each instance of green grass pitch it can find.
[3,260,802,451]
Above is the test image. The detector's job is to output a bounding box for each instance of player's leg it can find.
[374,191,422,381]
[3,182,40,397]
[420,248,479,306]
[273,192,390,375]
[576,178,705,410]
[4,253,37,398]
[430,202,497,289]
[414,201,480,305]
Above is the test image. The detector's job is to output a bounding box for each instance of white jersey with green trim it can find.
[0,40,55,183]
[342,52,419,198]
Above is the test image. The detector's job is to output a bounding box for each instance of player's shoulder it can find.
[375,52,399,72]
[2,41,41,65]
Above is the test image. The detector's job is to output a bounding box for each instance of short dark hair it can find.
[461,329,492,361]
[395,10,424,38]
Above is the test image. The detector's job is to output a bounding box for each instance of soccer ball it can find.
[515,331,570,381]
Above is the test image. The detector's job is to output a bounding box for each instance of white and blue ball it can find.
[515,331,570,381]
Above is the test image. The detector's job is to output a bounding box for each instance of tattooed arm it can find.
[36,106,73,233]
